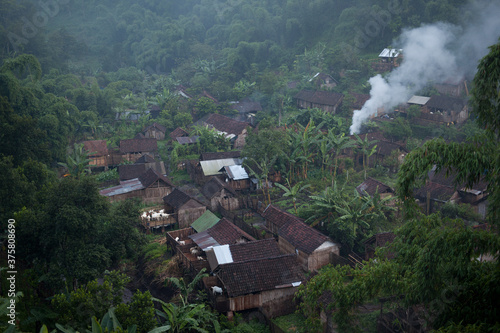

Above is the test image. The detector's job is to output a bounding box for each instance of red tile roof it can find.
[278,219,331,254]
[229,238,281,262]
[83,140,108,156]
[351,93,370,109]
[139,168,173,188]
[208,218,255,245]
[263,205,304,230]
[294,90,344,106]
[143,122,167,133]
[201,151,241,161]
[201,176,237,199]
[119,138,158,154]
[204,113,249,135]
[216,254,304,297]
[356,177,394,196]
[415,181,456,201]
[163,188,201,209]
[169,127,189,140]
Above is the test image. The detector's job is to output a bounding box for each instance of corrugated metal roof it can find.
[213,244,233,265]
[200,158,242,176]
[191,210,220,233]
[379,48,402,58]
[99,178,144,196]
[189,231,220,250]
[222,165,249,180]
[176,136,199,145]
[407,95,431,105]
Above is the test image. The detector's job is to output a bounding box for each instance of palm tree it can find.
[274,179,311,214]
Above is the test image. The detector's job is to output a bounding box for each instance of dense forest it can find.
[1,0,499,332]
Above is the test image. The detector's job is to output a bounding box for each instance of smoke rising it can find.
[349,1,500,135]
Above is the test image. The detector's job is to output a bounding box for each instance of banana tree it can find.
[274,179,311,214]
[327,132,356,178]
[354,134,378,179]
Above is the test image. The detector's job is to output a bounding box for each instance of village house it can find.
[201,151,241,161]
[195,113,251,149]
[263,205,340,271]
[142,122,167,140]
[420,95,469,125]
[201,176,240,211]
[99,168,173,204]
[207,253,305,319]
[310,72,338,90]
[229,99,262,124]
[434,77,468,97]
[364,232,396,260]
[219,164,250,191]
[188,157,243,185]
[189,217,256,251]
[294,90,344,114]
[356,177,394,198]
[372,48,403,72]
[169,127,189,142]
[119,138,158,162]
[191,210,221,233]
[163,188,207,228]
[83,140,109,170]
[118,155,166,181]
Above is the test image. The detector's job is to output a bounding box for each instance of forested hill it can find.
[2,0,472,76]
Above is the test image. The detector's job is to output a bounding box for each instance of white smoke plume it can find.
[349,1,500,135]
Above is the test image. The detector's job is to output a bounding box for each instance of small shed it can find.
[294,90,344,114]
[201,177,240,211]
[119,138,158,162]
[163,188,206,228]
[143,122,167,140]
[310,72,338,89]
[220,165,250,191]
[83,140,109,168]
[195,113,250,149]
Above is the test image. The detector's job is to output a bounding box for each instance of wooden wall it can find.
[178,206,207,229]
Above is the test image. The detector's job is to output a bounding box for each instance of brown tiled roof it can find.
[229,238,281,262]
[135,154,156,164]
[351,93,370,109]
[134,133,146,139]
[204,113,249,135]
[139,168,173,188]
[415,181,456,201]
[263,205,304,230]
[83,140,108,156]
[374,141,407,157]
[201,177,237,199]
[230,100,262,114]
[143,122,167,133]
[428,167,488,191]
[120,138,157,154]
[426,95,466,112]
[163,188,196,209]
[119,164,146,181]
[208,218,255,245]
[356,177,394,196]
[294,90,344,106]
[278,219,331,255]
[169,127,189,140]
[201,151,241,161]
[217,254,304,298]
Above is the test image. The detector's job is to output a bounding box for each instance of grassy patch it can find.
[272,313,309,333]
[169,169,191,184]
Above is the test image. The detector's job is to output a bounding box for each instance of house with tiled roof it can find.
[201,151,241,161]
[119,138,158,162]
[189,218,255,251]
[169,127,189,141]
[229,99,261,124]
[100,168,173,204]
[143,122,167,140]
[163,188,206,228]
[201,177,239,211]
[209,254,305,318]
[263,205,340,271]
[83,140,109,168]
[364,232,396,260]
[205,238,281,271]
[356,177,394,198]
[294,90,344,114]
[195,113,251,149]
[420,95,469,124]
